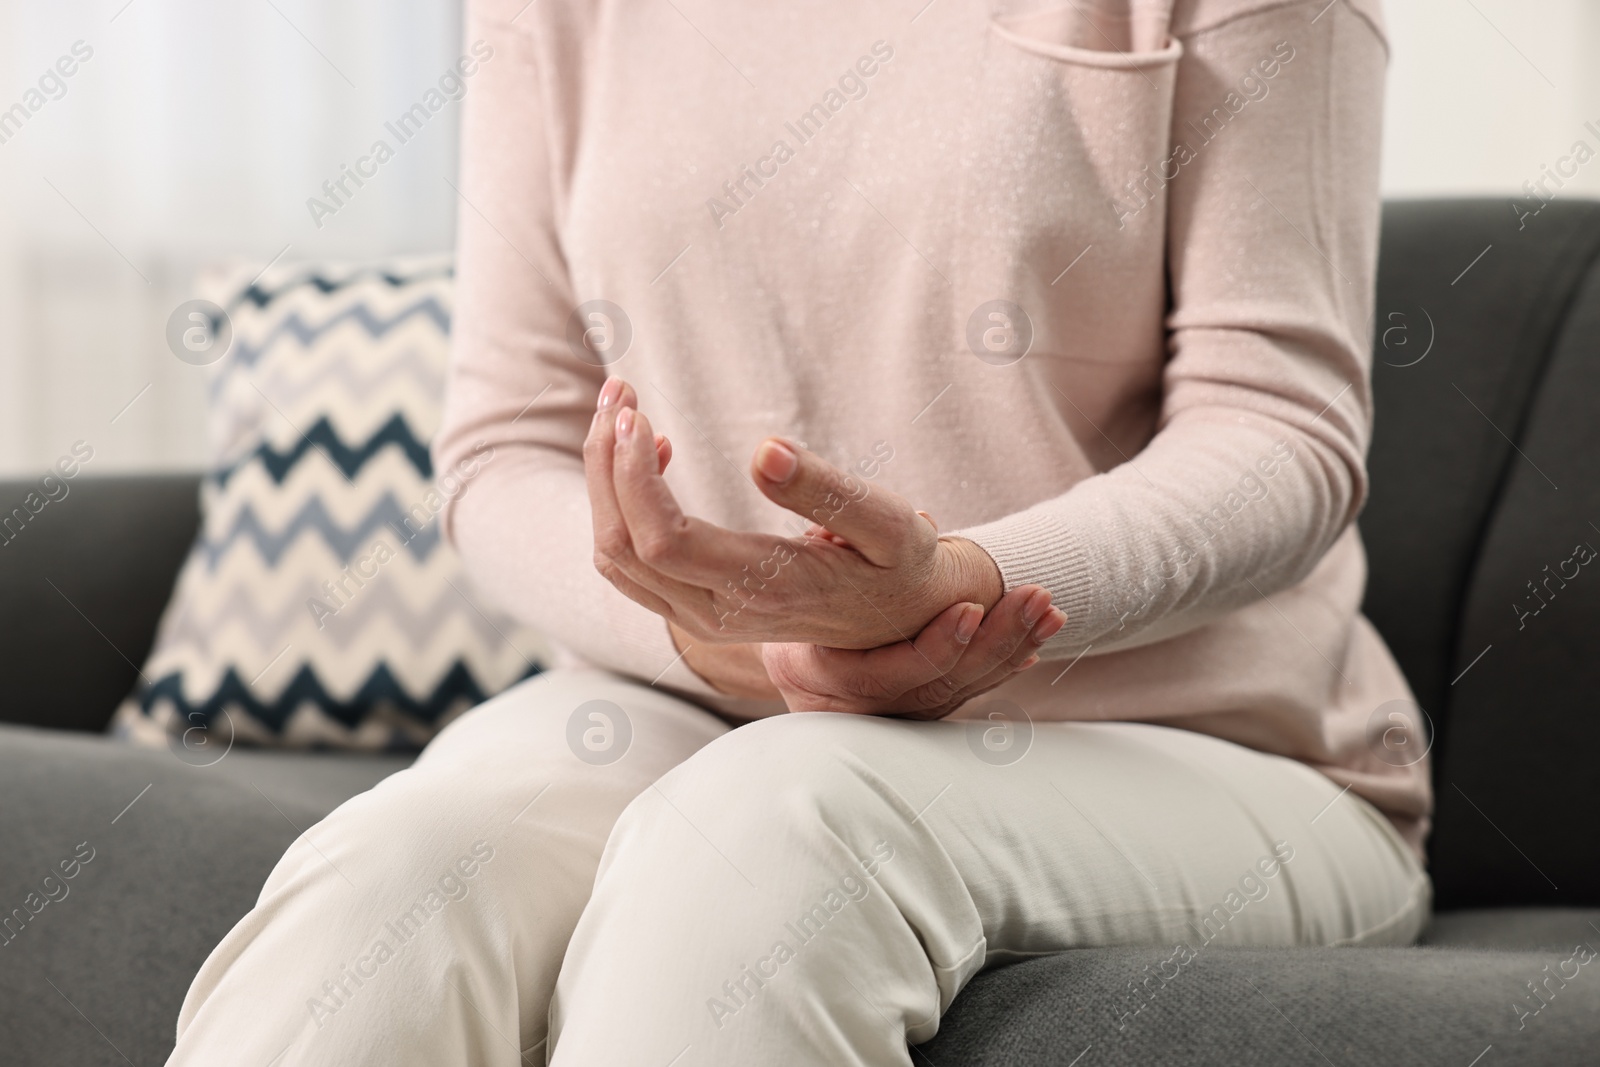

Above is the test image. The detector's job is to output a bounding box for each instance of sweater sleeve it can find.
[432,0,717,696]
[954,0,1387,657]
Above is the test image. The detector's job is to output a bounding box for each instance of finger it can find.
[935,586,1056,692]
[593,553,676,618]
[749,438,933,567]
[884,587,1047,718]
[585,383,713,617]
[807,601,986,711]
[612,406,787,587]
[867,600,984,686]
[584,376,641,568]
[945,601,1066,703]
[610,405,685,544]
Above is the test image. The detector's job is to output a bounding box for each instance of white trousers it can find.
[168,668,1428,1066]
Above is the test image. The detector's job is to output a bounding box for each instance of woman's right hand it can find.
[760,585,1066,720]
[586,379,1005,649]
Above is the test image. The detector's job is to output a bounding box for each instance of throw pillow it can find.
[114,255,545,751]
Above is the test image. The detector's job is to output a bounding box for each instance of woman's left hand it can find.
[762,584,1066,719]
[585,379,1004,649]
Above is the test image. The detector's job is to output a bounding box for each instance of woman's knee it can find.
[660,712,882,800]
[266,759,542,897]
[293,674,722,895]
[601,713,913,880]
[554,716,958,1058]
[414,668,597,772]
[416,667,726,784]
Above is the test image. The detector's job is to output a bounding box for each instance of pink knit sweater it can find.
[434,0,1430,856]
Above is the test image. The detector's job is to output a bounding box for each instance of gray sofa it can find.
[3,199,1599,1064]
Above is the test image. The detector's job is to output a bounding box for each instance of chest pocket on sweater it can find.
[961,5,1180,370]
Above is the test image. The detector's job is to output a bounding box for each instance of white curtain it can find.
[0,0,463,475]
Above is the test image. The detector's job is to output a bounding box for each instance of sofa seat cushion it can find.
[923,928,1600,1065]
[0,724,409,1066]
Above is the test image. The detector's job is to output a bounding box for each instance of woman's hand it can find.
[664,586,1065,718]
[585,379,1004,648]
[762,585,1066,719]
[666,621,783,701]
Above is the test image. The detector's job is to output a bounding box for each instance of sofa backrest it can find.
[0,475,200,732]
[1363,199,1600,907]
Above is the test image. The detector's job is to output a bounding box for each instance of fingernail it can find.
[1019,655,1040,670]
[616,407,635,440]
[756,440,798,484]
[1022,588,1050,625]
[1032,608,1066,643]
[955,604,982,643]
[597,378,621,409]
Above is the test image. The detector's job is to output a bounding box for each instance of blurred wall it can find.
[1382,0,1600,198]
[0,0,1595,476]
[0,0,464,476]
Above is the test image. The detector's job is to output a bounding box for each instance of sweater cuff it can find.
[953,510,1097,648]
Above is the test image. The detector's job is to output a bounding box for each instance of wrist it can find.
[936,536,1005,612]
[669,620,781,699]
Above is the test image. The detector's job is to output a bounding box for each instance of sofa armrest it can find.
[0,474,201,731]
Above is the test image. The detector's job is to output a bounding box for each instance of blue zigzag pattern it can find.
[195,494,443,568]
[248,347,444,412]
[212,413,432,486]
[137,661,541,740]
[211,296,451,396]
[232,264,453,310]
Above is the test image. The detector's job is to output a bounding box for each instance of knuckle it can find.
[633,531,674,566]
[593,529,632,562]
[906,510,936,548]
[592,553,627,584]
[692,607,735,642]
[841,670,889,703]
[890,521,929,565]
[934,687,971,714]
[1008,639,1041,666]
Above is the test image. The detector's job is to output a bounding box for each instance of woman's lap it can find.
[552,698,1426,1063]
[167,667,1427,1066]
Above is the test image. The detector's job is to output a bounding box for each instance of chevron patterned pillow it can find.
[113,256,546,752]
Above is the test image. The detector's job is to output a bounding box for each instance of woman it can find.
[169,0,1428,1063]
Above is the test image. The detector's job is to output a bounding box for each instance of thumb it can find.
[750,438,931,566]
